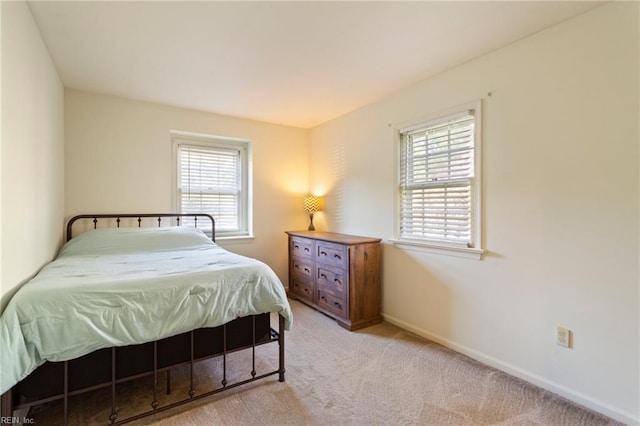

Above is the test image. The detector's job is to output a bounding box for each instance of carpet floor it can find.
[31,299,621,425]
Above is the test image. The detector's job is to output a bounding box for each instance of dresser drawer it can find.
[291,257,314,281]
[290,237,313,259]
[317,264,346,298]
[317,290,346,317]
[316,241,347,268]
[290,278,313,303]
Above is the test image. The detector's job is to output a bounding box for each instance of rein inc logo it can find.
[1,418,35,425]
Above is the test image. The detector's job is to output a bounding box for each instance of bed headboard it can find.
[66,213,216,242]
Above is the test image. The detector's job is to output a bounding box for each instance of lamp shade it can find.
[303,195,322,213]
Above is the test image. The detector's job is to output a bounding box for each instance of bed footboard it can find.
[0,390,12,419]
[2,314,285,425]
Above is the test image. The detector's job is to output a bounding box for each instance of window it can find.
[172,131,252,239]
[394,102,483,259]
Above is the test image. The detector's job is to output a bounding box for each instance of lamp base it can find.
[308,213,315,231]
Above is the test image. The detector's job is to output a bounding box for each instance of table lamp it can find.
[303,195,322,231]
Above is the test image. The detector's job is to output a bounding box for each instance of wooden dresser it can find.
[285,231,382,331]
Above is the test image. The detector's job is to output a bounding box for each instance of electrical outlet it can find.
[556,326,571,348]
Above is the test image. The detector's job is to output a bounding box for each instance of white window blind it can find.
[177,143,243,234]
[399,111,476,247]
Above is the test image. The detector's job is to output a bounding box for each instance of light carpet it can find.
[31,299,621,425]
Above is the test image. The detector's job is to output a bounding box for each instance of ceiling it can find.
[27,1,602,129]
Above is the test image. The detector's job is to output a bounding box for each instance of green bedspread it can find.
[0,226,292,394]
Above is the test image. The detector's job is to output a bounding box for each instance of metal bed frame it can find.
[0,213,286,425]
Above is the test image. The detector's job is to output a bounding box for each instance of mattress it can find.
[0,226,292,394]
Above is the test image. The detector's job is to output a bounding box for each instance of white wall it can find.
[64,90,310,282]
[310,3,639,423]
[0,1,65,310]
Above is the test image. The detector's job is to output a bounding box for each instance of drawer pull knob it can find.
[304,247,310,252]
[304,267,310,273]
[334,278,342,285]
[320,251,327,256]
[320,273,327,279]
[294,244,299,249]
[334,254,341,260]
[334,302,342,309]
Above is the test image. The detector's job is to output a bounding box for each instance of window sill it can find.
[215,235,255,245]
[390,238,484,260]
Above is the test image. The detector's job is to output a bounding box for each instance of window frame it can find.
[171,130,253,241]
[391,101,484,260]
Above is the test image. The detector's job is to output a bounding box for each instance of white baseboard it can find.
[381,313,638,425]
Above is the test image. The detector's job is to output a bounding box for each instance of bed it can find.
[0,213,292,425]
